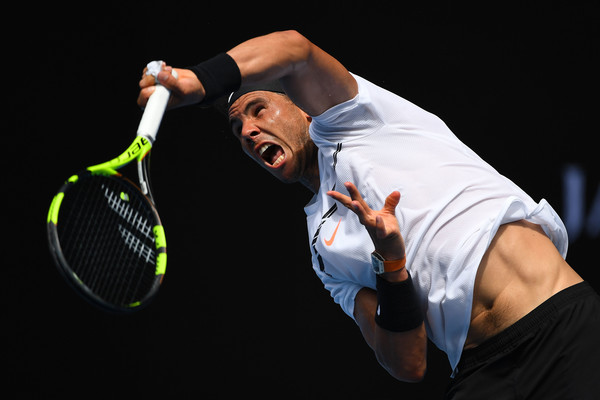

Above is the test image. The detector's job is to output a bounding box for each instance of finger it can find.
[350,199,371,223]
[344,181,371,211]
[344,181,361,201]
[137,86,156,108]
[383,191,401,214]
[327,190,353,209]
[327,190,369,221]
[156,68,182,93]
[139,73,156,89]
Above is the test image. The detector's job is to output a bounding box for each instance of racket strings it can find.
[57,175,159,307]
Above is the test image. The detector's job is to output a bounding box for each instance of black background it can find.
[7,2,599,398]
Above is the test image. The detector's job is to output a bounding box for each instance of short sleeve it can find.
[314,268,364,321]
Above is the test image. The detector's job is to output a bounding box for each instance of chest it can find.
[306,145,383,285]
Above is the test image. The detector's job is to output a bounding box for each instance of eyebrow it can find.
[228,97,268,123]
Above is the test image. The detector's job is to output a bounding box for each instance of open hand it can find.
[327,182,405,261]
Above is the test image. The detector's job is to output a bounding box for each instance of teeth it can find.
[257,143,284,167]
[273,154,285,167]
[258,144,271,156]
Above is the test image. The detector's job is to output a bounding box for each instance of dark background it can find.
[7,2,599,398]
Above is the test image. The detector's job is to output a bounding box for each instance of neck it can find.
[299,141,320,194]
[300,162,320,194]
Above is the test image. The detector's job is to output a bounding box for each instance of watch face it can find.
[371,252,385,274]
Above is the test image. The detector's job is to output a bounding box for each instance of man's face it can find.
[228,91,315,184]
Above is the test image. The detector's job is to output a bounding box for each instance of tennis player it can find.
[138,31,600,398]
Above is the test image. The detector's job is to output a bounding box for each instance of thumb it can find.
[383,190,401,214]
[156,68,180,92]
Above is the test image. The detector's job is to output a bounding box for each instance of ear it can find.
[301,109,312,123]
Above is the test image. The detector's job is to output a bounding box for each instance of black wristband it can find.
[188,53,241,105]
[374,272,424,332]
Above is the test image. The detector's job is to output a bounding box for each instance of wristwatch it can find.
[371,251,407,275]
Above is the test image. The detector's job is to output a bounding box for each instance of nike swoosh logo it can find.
[324,219,342,246]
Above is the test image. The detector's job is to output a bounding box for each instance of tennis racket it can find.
[47,62,176,313]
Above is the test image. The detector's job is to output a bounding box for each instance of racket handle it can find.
[137,67,178,144]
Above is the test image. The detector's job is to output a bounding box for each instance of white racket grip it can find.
[137,69,178,144]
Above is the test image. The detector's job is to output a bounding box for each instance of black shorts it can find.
[445,281,600,400]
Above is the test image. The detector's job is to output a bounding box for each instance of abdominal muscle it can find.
[464,220,583,349]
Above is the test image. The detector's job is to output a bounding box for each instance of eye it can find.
[254,105,265,117]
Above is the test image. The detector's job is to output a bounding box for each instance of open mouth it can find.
[257,143,285,167]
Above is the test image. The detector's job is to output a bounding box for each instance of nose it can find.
[240,120,260,143]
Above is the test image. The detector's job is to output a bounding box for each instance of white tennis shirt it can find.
[304,74,568,372]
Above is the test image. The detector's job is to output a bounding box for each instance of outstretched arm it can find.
[138,30,357,116]
[328,182,427,382]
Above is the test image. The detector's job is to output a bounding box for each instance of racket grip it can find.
[137,68,178,144]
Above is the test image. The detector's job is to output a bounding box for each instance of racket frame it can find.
[47,136,167,313]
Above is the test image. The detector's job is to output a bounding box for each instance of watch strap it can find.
[383,256,406,273]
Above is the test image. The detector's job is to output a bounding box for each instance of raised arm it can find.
[227,30,357,115]
[138,30,357,116]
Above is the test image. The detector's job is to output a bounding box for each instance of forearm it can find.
[355,284,427,382]
[375,321,427,382]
